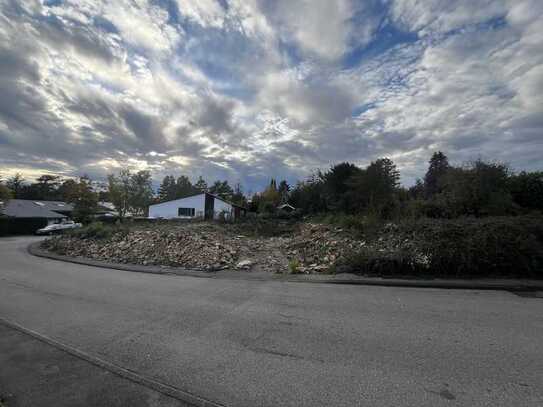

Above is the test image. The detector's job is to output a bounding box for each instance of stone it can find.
[236,259,253,269]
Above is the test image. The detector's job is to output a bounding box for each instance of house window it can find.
[178,207,195,217]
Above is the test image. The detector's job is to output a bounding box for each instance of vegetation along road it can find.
[1,236,542,407]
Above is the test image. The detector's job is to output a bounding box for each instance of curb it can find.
[0,317,225,407]
[28,242,543,291]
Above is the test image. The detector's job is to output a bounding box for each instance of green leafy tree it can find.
[64,176,98,223]
[6,173,25,198]
[108,169,132,221]
[0,181,13,202]
[289,174,327,214]
[508,171,543,212]
[35,174,61,200]
[440,160,513,216]
[259,179,281,213]
[57,179,79,203]
[129,170,154,216]
[424,151,449,197]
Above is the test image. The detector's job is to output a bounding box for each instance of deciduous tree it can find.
[108,169,132,221]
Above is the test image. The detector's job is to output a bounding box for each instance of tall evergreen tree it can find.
[175,175,195,198]
[209,180,234,200]
[194,176,208,193]
[231,183,247,207]
[320,162,361,212]
[278,180,290,203]
[158,175,176,202]
[347,157,400,216]
[424,151,449,197]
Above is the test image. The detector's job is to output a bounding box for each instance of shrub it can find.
[317,212,383,238]
[334,216,543,278]
[288,258,301,274]
[406,216,543,277]
[69,221,128,240]
[336,247,426,276]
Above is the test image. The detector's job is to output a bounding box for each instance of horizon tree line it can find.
[1,152,542,221]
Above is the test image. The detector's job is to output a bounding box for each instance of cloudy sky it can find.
[0,0,542,191]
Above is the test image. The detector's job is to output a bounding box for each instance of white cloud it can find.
[104,0,183,54]
[390,0,509,35]
[0,0,542,188]
[176,0,226,28]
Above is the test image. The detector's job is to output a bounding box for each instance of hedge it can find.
[337,216,543,278]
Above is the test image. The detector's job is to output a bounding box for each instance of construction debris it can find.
[41,221,408,274]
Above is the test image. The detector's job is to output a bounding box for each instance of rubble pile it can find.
[285,223,367,273]
[42,223,291,272]
[42,221,426,274]
[43,228,241,271]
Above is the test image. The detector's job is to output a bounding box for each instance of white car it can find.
[36,221,82,235]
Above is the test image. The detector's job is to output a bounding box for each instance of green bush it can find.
[318,212,383,238]
[288,258,301,274]
[406,216,543,277]
[336,216,543,278]
[336,247,426,276]
[69,221,128,240]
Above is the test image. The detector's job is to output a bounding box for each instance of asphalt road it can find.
[1,236,542,406]
[0,323,188,407]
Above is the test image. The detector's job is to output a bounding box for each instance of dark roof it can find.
[0,199,71,219]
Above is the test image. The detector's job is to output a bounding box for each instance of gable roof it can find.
[148,193,206,209]
[149,192,247,210]
[0,199,71,219]
[277,203,296,210]
[205,192,247,209]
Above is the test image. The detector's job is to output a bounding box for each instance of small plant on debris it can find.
[288,258,302,274]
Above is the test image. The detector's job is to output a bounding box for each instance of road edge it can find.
[0,316,226,407]
[27,242,543,291]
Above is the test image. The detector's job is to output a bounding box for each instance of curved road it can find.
[1,236,542,406]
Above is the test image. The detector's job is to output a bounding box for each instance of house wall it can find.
[212,198,233,220]
[148,194,206,219]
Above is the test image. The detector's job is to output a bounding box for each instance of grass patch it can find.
[288,258,301,274]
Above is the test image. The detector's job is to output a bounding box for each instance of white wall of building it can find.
[148,194,206,219]
[213,197,233,219]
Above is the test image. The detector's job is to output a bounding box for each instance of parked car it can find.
[36,221,82,235]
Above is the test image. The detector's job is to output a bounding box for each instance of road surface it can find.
[1,236,542,406]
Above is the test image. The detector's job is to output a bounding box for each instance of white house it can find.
[148,192,246,220]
